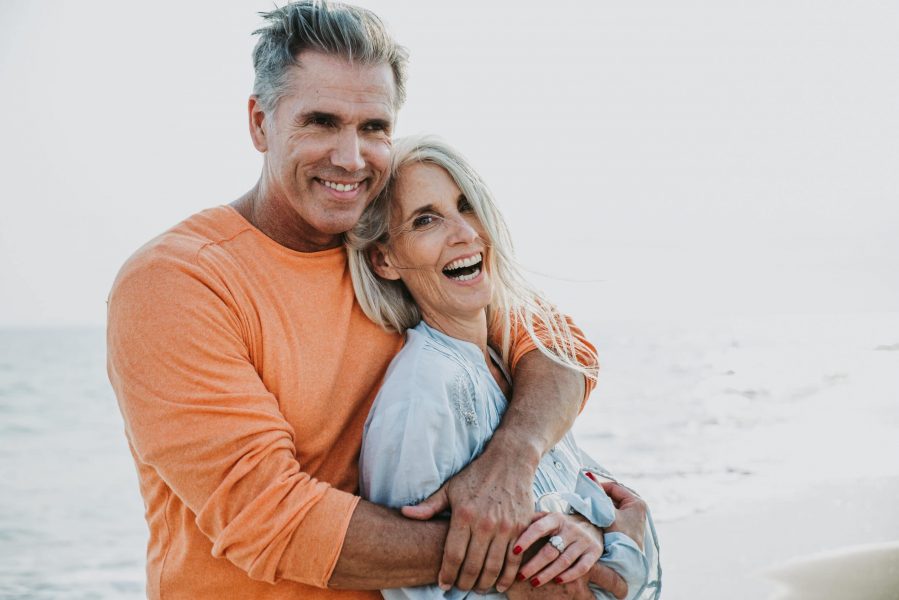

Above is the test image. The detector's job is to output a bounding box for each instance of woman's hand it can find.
[599,480,647,550]
[513,512,605,588]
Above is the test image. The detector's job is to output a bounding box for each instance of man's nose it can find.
[331,129,365,172]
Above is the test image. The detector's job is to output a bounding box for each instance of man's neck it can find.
[231,183,342,253]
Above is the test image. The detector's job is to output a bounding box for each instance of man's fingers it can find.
[474,537,509,593]
[454,532,491,591]
[589,563,628,600]
[437,518,470,590]
[495,539,523,593]
[401,485,450,521]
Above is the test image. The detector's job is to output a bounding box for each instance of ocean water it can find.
[1,314,898,598]
[0,330,145,599]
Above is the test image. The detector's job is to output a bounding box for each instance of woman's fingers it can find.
[529,540,586,586]
[512,513,562,555]
[599,481,643,509]
[550,544,603,584]
[518,540,564,584]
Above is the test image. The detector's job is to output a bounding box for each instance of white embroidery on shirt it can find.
[451,372,478,426]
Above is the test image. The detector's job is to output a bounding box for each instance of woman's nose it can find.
[447,215,478,244]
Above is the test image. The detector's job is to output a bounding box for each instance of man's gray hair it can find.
[252,0,409,112]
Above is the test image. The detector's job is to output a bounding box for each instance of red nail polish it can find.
[513,545,523,555]
[530,578,540,587]
[517,573,526,581]
[554,577,563,584]
[585,471,597,482]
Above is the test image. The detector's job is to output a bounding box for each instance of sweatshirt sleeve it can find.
[106,248,356,588]
[503,309,599,408]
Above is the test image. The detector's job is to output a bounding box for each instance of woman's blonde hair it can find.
[345,134,596,380]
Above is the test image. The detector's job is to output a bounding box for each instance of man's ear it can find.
[368,245,401,281]
[248,96,268,153]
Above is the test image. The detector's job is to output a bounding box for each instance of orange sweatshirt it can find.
[107,206,596,599]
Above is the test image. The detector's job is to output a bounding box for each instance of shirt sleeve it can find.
[502,309,599,408]
[359,350,479,600]
[107,249,356,588]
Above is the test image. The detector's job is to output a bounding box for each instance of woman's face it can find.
[374,162,493,325]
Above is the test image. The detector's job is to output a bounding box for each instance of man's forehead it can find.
[283,53,397,117]
[312,85,394,113]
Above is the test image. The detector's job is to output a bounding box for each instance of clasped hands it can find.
[402,448,643,599]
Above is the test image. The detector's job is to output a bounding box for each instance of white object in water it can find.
[765,541,899,600]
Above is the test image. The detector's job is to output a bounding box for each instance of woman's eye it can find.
[458,196,473,213]
[412,215,435,228]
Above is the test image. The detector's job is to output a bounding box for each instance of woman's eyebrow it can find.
[405,203,437,219]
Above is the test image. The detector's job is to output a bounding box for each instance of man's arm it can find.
[110,250,457,591]
[329,501,447,588]
[330,350,589,593]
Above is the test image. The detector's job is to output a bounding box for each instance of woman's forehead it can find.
[394,163,459,212]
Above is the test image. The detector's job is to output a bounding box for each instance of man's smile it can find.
[318,178,362,192]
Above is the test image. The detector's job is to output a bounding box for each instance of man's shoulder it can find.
[131,205,248,262]
[110,205,252,297]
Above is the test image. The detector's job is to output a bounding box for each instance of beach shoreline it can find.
[654,475,899,599]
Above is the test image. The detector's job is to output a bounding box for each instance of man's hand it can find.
[401,439,537,593]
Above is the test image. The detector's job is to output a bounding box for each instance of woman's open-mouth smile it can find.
[441,252,483,282]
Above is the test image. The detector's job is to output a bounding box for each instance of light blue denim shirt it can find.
[360,322,660,600]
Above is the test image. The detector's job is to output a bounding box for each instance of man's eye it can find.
[308,116,334,127]
[363,121,389,133]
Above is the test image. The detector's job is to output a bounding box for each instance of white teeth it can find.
[444,253,482,271]
[451,267,481,281]
[322,180,361,192]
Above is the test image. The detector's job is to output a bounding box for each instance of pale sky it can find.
[1,0,897,328]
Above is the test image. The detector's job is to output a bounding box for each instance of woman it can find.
[347,135,660,599]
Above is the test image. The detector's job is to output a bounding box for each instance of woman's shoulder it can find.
[392,322,473,375]
[371,323,479,419]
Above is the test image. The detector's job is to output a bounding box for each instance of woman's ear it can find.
[368,245,401,281]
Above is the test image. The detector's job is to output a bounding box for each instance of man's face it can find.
[257,51,396,248]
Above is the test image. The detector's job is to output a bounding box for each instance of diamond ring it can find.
[548,535,566,553]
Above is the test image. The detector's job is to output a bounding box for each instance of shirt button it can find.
[554,461,564,471]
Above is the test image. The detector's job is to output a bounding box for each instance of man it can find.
[107,2,629,598]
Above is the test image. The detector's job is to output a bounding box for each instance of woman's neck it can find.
[421,309,512,397]
[421,311,489,357]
